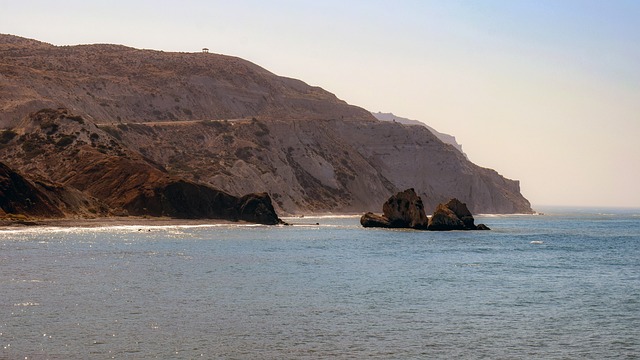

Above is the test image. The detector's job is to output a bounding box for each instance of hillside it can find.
[0,108,282,224]
[372,112,466,157]
[0,34,373,127]
[0,34,532,216]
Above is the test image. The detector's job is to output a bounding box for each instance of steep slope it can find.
[105,117,531,214]
[372,111,466,157]
[0,108,282,223]
[0,34,532,214]
[0,160,109,219]
[0,34,374,127]
[0,161,64,218]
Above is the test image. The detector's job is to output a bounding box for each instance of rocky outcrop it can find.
[361,188,428,229]
[427,198,489,231]
[361,189,489,231]
[126,180,283,224]
[360,212,392,228]
[237,192,283,225]
[0,108,284,224]
[0,162,64,218]
[381,188,429,228]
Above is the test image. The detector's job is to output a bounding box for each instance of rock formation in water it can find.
[361,189,489,231]
[361,188,428,229]
[0,34,533,218]
[427,198,489,231]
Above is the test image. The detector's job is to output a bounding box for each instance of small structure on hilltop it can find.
[202,48,209,53]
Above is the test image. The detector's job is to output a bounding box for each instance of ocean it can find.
[1,208,639,359]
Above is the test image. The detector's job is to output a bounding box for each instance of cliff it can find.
[372,111,467,157]
[0,34,532,216]
[0,108,282,223]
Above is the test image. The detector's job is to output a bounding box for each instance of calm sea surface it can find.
[1,208,639,359]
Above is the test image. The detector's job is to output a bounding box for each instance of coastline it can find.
[0,216,242,230]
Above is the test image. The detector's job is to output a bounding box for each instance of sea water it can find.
[1,208,639,359]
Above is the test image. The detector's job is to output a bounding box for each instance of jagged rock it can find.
[360,188,428,229]
[118,178,284,225]
[444,198,476,229]
[382,188,429,229]
[360,212,392,228]
[427,203,465,231]
[428,198,490,231]
[237,192,284,225]
[362,193,491,231]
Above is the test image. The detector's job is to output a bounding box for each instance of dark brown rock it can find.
[360,212,392,228]
[237,192,284,225]
[125,180,283,225]
[360,188,428,229]
[428,198,489,231]
[382,188,429,229]
[427,203,465,231]
[0,162,64,218]
[445,198,476,229]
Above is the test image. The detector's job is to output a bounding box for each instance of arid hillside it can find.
[0,34,532,216]
[100,116,530,214]
[0,34,373,127]
[0,108,282,224]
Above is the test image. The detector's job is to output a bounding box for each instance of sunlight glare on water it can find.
[1,210,639,358]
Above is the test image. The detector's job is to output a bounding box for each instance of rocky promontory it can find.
[0,34,533,216]
[0,108,284,225]
[361,189,490,231]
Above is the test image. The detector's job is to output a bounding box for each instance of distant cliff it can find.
[0,34,532,216]
[372,112,466,157]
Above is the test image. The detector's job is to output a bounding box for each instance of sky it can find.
[2,0,639,208]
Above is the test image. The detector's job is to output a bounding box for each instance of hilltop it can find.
[0,34,532,218]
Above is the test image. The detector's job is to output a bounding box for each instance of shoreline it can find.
[0,216,242,230]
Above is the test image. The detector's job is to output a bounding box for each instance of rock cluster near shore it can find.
[361,188,490,231]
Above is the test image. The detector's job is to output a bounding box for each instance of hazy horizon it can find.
[2,1,639,208]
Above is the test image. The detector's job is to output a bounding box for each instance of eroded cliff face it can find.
[105,117,532,214]
[0,109,283,223]
[0,34,532,215]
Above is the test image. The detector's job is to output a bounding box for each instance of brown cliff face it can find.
[0,35,533,215]
[104,118,531,214]
[0,108,282,223]
[0,161,64,218]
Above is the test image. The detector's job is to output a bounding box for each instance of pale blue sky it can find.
[2,0,639,207]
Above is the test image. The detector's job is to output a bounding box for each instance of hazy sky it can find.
[2,0,639,208]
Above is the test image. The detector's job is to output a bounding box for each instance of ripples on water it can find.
[1,209,639,359]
